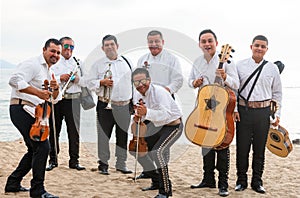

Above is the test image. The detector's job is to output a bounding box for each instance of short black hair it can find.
[199,29,217,41]
[102,34,118,46]
[252,35,268,45]
[44,38,61,49]
[132,68,150,80]
[147,30,163,39]
[59,36,73,44]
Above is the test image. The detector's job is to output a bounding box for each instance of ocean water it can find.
[1,67,299,143]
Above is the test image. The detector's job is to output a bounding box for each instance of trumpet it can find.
[103,63,112,109]
[61,58,80,95]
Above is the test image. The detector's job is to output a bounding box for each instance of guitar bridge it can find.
[194,124,218,132]
[270,144,282,151]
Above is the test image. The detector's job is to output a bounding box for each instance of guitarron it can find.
[185,44,236,149]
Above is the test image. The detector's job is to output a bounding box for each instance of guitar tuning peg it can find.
[218,54,222,58]
[230,55,232,58]
[231,49,235,53]
[227,60,231,64]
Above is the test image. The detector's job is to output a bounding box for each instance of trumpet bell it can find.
[103,63,112,109]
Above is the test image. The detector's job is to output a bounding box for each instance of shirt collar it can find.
[250,57,265,65]
[38,54,49,69]
[144,84,154,97]
[150,49,164,59]
[104,55,122,64]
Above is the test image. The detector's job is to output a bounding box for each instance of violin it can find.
[129,99,148,157]
[29,80,51,141]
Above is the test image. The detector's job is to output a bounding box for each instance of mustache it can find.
[149,46,161,49]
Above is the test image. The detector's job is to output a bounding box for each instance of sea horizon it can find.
[1,66,300,144]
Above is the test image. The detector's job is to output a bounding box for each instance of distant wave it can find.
[284,86,300,88]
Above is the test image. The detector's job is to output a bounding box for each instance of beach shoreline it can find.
[1,140,299,198]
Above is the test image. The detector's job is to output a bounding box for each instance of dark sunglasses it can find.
[63,44,74,50]
[133,78,149,87]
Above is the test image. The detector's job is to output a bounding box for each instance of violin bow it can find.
[50,75,58,160]
[134,117,141,183]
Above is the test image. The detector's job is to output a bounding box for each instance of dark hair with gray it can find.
[199,29,217,41]
[132,68,150,80]
[102,34,118,46]
[44,38,61,49]
[59,36,73,44]
[252,35,268,45]
[147,30,163,39]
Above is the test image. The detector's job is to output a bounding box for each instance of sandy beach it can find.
[1,140,299,198]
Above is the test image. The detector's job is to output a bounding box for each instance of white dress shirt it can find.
[86,55,132,102]
[9,55,62,105]
[133,84,183,127]
[237,58,282,116]
[137,49,183,94]
[188,52,239,91]
[51,56,86,94]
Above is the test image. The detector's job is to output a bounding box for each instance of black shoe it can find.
[251,185,266,194]
[154,194,168,198]
[235,184,247,191]
[116,167,133,174]
[191,181,216,188]
[98,165,109,175]
[31,191,59,198]
[46,163,58,171]
[69,164,86,171]
[141,183,159,191]
[218,187,229,197]
[135,172,151,179]
[5,185,30,193]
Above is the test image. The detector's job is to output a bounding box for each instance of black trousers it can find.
[134,122,183,196]
[96,101,131,168]
[201,147,230,188]
[236,105,270,187]
[48,98,81,166]
[6,105,49,197]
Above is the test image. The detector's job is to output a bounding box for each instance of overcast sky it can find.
[1,0,299,82]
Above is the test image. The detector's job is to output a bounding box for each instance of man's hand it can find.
[193,77,204,88]
[234,112,240,122]
[60,73,71,82]
[101,78,113,87]
[136,103,147,117]
[216,68,227,81]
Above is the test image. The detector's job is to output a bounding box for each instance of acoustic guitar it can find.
[266,101,293,157]
[185,44,236,149]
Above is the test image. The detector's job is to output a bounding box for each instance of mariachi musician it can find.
[188,29,239,197]
[46,36,86,171]
[233,35,282,194]
[5,38,62,198]
[131,68,183,198]
[86,35,133,175]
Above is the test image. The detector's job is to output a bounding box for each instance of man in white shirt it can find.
[234,35,282,194]
[46,37,86,171]
[131,67,183,198]
[137,30,183,99]
[5,38,61,198]
[86,35,133,175]
[188,29,239,197]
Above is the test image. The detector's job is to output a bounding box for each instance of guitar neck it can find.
[214,62,224,84]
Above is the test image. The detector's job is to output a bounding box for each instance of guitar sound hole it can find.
[270,132,281,143]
